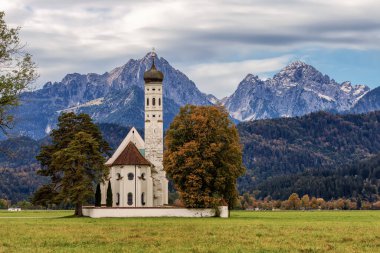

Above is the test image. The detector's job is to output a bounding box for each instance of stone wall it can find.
[82,206,228,218]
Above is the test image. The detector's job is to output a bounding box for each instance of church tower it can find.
[143,51,168,206]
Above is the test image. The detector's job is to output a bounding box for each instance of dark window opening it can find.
[116,193,120,206]
[152,88,155,91]
[127,193,133,206]
[152,114,155,117]
[152,97,156,106]
[158,98,161,106]
[141,173,146,180]
[146,98,149,106]
[128,173,134,180]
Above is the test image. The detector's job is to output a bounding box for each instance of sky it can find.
[1,0,380,98]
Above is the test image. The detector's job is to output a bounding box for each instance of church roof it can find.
[110,141,152,166]
[143,53,164,83]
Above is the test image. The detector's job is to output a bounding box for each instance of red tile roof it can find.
[110,142,151,166]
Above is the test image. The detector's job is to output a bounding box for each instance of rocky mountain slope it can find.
[5,56,379,140]
[351,86,380,114]
[223,61,371,121]
[9,53,210,139]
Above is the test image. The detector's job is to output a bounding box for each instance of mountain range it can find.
[5,53,380,139]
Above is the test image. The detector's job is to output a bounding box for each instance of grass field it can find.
[0,210,379,253]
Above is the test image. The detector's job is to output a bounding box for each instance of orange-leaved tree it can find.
[163,105,245,209]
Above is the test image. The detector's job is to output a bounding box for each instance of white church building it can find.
[100,53,169,207]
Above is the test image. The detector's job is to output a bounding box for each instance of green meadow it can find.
[0,210,379,253]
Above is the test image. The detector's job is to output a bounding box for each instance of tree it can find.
[95,184,101,207]
[288,193,301,210]
[0,12,37,132]
[34,112,111,216]
[163,105,245,209]
[106,182,112,207]
[301,194,310,210]
[0,198,8,209]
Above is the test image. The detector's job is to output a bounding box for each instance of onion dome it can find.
[143,53,164,83]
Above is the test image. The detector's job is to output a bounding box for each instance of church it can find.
[100,52,169,207]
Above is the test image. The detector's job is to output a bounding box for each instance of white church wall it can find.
[82,206,229,218]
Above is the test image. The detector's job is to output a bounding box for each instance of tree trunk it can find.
[75,202,83,216]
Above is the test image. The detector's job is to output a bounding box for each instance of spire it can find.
[144,48,164,83]
[151,47,156,69]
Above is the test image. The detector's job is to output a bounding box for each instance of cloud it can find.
[1,0,380,93]
[183,55,292,98]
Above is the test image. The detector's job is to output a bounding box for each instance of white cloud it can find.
[1,0,380,93]
[183,55,292,98]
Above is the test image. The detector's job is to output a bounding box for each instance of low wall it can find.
[82,206,228,218]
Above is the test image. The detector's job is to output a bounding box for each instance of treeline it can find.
[237,193,380,211]
[257,153,380,200]
[238,111,380,199]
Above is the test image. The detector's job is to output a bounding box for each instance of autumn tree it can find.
[301,194,310,210]
[288,193,301,210]
[0,12,37,132]
[163,105,245,209]
[34,113,111,216]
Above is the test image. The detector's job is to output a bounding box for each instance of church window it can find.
[152,114,155,118]
[146,98,149,106]
[127,193,133,206]
[152,88,156,91]
[141,193,146,206]
[159,98,161,106]
[116,193,120,206]
[128,173,134,180]
[159,114,161,118]
[158,88,160,91]
[141,173,146,180]
[147,88,149,91]
[152,97,156,106]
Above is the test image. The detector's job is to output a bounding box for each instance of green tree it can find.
[163,105,245,209]
[95,183,101,207]
[0,198,8,209]
[34,112,111,216]
[106,182,112,207]
[0,12,37,132]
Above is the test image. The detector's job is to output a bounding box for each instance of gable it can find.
[105,127,145,166]
[111,142,151,166]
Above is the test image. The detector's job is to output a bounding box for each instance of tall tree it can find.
[0,12,37,132]
[164,105,245,209]
[34,112,111,216]
[106,182,112,207]
[95,184,101,207]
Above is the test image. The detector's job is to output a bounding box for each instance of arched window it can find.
[127,193,133,206]
[152,97,156,106]
[128,173,134,180]
[158,98,161,106]
[116,193,120,205]
[146,98,149,106]
[141,193,146,206]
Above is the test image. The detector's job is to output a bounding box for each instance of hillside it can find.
[1,111,379,203]
[237,111,380,197]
